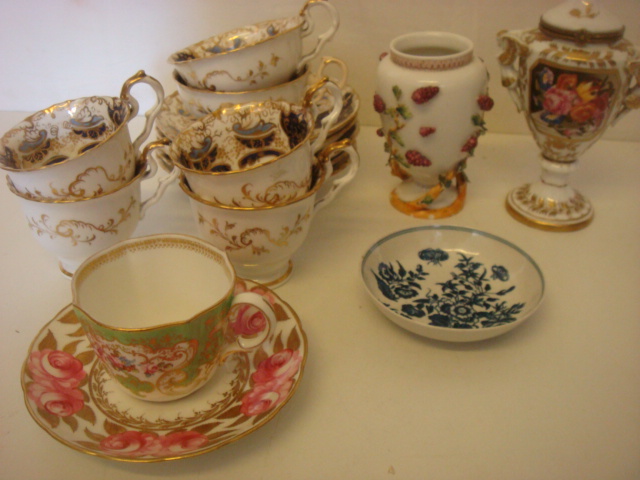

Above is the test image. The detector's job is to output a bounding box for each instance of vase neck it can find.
[390,32,474,70]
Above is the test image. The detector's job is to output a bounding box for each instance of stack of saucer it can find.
[0,72,175,276]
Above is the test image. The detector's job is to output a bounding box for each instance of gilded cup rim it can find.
[71,233,237,333]
[0,96,133,173]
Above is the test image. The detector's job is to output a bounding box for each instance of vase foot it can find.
[505,183,594,231]
[390,173,467,219]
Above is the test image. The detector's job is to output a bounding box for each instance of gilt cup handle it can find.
[296,0,340,73]
[141,137,174,173]
[313,56,348,88]
[137,139,179,218]
[313,138,360,213]
[120,70,166,155]
[303,77,343,154]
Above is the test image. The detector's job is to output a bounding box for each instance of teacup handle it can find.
[141,137,174,173]
[313,138,359,213]
[220,292,277,360]
[303,77,343,153]
[138,139,179,218]
[120,70,166,154]
[296,0,340,72]
[313,56,348,88]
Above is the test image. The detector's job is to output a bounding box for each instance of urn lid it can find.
[539,0,625,43]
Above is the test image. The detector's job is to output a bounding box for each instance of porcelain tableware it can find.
[497,0,640,230]
[155,77,353,143]
[314,84,358,136]
[314,85,360,175]
[174,56,347,118]
[361,226,544,342]
[21,278,306,462]
[375,32,493,219]
[151,97,343,207]
[174,66,310,119]
[180,150,358,287]
[0,71,164,201]
[8,160,177,276]
[71,234,277,402]
[307,56,348,89]
[319,121,360,180]
[168,0,339,91]
[155,91,193,140]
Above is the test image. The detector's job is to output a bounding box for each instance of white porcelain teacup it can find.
[151,96,343,207]
[8,160,178,276]
[0,71,164,201]
[179,148,359,287]
[168,0,339,91]
[175,56,348,118]
[71,234,277,402]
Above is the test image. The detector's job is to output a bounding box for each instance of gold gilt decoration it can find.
[203,54,281,89]
[15,163,133,200]
[569,4,598,19]
[236,179,311,207]
[198,212,310,255]
[90,356,249,431]
[513,184,591,219]
[20,279,307,462]
[540,136,580,162]
[539,43,618,69]
[27,197,136,245]
[625,94,640,110]
[0,96,129,171]
[52,160,134,198]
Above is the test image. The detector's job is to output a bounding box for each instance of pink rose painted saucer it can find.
[20,278,307,463]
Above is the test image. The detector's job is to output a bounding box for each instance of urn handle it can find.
[496,31,527,112]
[612,57,640,126]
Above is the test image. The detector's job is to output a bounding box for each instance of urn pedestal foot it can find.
[390,172,467,220]
[505,182,594,232]
[505,157,594,231]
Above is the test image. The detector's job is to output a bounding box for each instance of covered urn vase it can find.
[497,0,640,230]
[375,32,493,219]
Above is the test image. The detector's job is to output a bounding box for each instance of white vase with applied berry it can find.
[375,31,493,219]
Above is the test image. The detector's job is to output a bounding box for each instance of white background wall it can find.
[1,0,638,141]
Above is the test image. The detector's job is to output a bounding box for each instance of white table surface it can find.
[1,114,638,479]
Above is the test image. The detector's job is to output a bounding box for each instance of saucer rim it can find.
[20,278,308,463]
[360,225,545,342]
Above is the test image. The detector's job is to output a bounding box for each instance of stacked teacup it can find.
[0,71,177,276]
[154,0,359,287]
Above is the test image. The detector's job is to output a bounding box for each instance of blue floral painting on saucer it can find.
[372,247,525,329]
